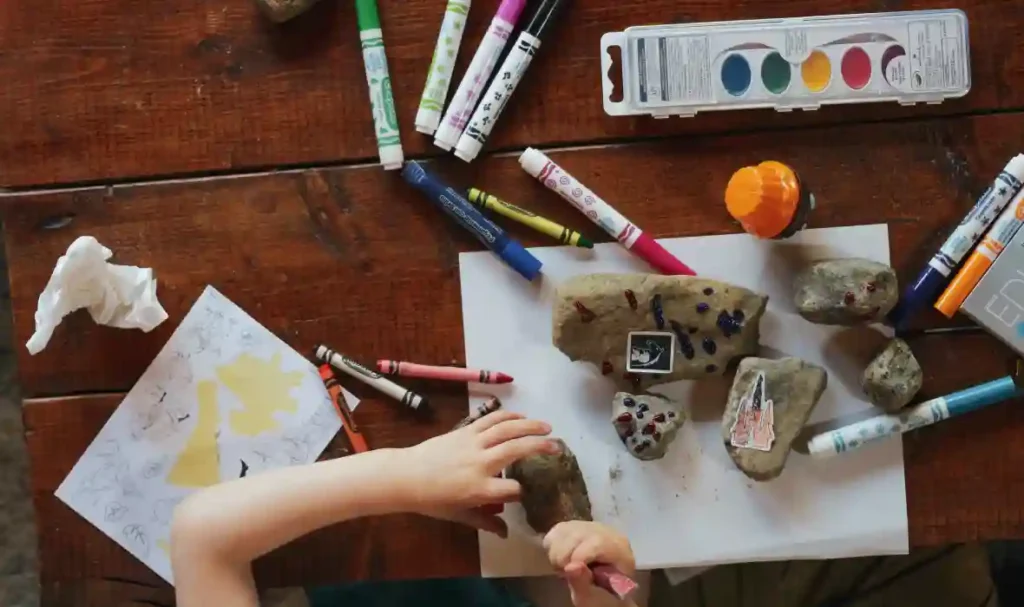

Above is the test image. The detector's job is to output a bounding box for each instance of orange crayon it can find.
[936,188,1024,317]
[726,161,815,240]
[319,364,369,454]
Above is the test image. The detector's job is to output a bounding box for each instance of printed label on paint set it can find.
[601,10,970,117]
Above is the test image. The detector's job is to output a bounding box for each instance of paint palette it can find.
[601,10,970,118]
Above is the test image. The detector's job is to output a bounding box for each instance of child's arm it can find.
[171,410,557,607]
[544,521,638,607]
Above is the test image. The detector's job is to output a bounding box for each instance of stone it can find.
[505,439,592,534]
[793,259,898,325]
[553,274,769,390]
[722,357,828,481]
[612,392,685,460]
[861,338,923,413]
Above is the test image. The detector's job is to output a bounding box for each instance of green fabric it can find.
[306,578,534,607]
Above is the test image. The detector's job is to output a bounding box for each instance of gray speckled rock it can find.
[861,338,923,413]
[794,259,898,325]
[505,439,592,534]
[553,274,768,390]
[722,357,828,481]
[612,392,685,460]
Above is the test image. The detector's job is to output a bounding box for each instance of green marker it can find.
[415,0,472,135]
[356,0,403,170]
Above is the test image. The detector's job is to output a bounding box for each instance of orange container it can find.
[725,161,815,239]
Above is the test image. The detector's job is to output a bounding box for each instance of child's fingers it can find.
[484,477,523,503]
[568,537,613,568]
[487,436,561,471]
[478,418,551,448]
[564,562,595,599]
[547,535,581,570]
[469,410,524,432]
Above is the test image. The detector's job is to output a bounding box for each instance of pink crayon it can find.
[519,148,695,276]
[377,360,514,384]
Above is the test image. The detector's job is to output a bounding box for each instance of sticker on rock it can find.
[626,331,675,374]
[729,372,776,451]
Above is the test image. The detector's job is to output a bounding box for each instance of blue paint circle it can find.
[721,54,752,97]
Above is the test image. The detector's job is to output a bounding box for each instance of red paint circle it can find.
[841,47,872,90]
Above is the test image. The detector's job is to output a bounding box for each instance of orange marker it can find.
[319,364,369,454]
[725,161,815,240]
[936,189,1024,317]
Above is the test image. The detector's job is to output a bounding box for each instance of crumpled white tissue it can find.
[27,236,169,355]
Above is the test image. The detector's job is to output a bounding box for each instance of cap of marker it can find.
[380,145,404,171]
[454,137,483,163]
[725,161,801,239]
[497,239,543,281]
[415,108,442,136]
[519,147,548,177]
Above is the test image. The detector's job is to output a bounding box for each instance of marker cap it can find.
[725,161,800,239]
[379,145,404,171]
[1006,154,1024,182]
[318,364,333,381]
[433,122,460,151]
[934,254,991,317]
[454,136,484,163]
[497,239,543,281]
[415,108,442,136]
[519,147,549,178]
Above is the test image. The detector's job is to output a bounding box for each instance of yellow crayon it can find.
[468,188,594,249]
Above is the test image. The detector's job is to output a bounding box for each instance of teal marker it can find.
[356,0,403,170]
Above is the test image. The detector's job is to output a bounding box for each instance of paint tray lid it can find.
[601,9,970,118]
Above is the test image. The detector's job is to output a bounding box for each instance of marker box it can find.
[600,10,970,118]
[961,226,1024,357]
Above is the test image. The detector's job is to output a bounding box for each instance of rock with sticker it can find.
[612,392,686,461]
[722,357,828,481]
[552,274,769,390]
[861,338,923,413]
[793,259,898,325]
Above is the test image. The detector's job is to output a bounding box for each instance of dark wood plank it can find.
[6,112,1023,396]
[2,0,1023,186]
[23,330,1024,585]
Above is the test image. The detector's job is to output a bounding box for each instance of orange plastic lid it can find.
[725,161,801,239]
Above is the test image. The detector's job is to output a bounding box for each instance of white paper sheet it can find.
[460,225,908,577]
[56,286,349,584]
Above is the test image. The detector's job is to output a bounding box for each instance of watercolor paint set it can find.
[600,10,970,118]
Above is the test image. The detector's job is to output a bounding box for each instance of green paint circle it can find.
[760,52,792,95]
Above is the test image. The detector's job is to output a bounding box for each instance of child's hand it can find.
[543,521,636,607]
[397,410,560,537]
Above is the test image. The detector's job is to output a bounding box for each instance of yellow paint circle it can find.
[801,50,832,93]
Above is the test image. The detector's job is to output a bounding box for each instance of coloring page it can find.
[56,286,351,584]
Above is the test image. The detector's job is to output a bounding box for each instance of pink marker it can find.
[377,360,514,384]
[434,0,527,151]
[519,148,696,276]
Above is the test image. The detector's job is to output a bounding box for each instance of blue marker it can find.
[808,373,1024,458]
[889,154,1024,328]
[401,161,542,281]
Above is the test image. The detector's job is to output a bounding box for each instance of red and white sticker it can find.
[729,372,776,452]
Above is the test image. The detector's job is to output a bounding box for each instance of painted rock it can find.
[793,259,898,325]
[861,338,923,413]
[553,274,768,389]
[612,392,685,461]
[505,439,592,534]
[722,357,827,481]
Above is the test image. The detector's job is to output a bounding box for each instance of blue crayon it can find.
[889,154,1024,328]
[401,162,543,281]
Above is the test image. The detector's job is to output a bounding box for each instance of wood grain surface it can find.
[2,0,1024,186]
[11,111,1024,587]
[22,329,1024,586]
[8,112,1024,395]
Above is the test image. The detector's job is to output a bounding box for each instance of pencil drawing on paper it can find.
[54,286,345,585]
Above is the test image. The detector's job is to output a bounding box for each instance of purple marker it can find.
[434,0,526,151]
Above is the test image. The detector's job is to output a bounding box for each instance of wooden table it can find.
[4,0,1024,604]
